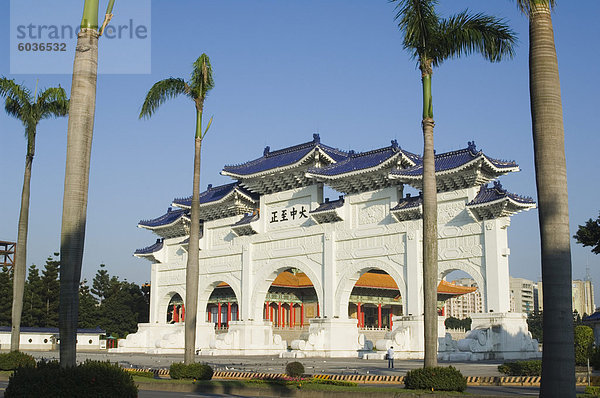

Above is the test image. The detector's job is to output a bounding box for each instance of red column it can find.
[173,306,179,323]
[235,305,239,321]
[181,305,185,322]
[357,303,361,327]
[282,304,286,328]
[277,302,282,327]
[389,313,393,330]
[227,302,232,327]
[300,303,304,327]
[265,301,270,321]
[217,303,222,328]
[291,304,295,327]
[208,306,211,322]
[378,304,382,329]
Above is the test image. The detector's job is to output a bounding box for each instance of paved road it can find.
[23,350,506,377]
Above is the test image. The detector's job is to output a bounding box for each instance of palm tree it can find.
[59,0,114,367]
[392,0,516,367]
[0,78,68,352]
[513,1,574,395]
[140,54,214,364]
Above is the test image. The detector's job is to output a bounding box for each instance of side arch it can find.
[249,258,324,321]
[197,273,242,324]
[158,289,185,324]
[335,259,407,319]
[438,260,486,312]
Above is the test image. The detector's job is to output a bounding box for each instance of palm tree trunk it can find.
[529,3,575,396]
[10,135,35,352]
[421,69,438,368]
[184,108,203,364]
[59,26,99,368]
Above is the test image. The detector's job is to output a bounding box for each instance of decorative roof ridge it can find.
[391,193,423,210]
[222,134,348,170]
[138,207,186,227]
[173,181,240,203]
[310,196,345,213]
[134,238,164,255]
[467,181,535,206]
[232,212,260,226]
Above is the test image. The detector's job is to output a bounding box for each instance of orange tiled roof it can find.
[437,279,477,295]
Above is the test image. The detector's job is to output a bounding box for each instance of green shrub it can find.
[4,360,137,398]
[169,362,213,380]
[585,386,600,397]
[309,378,357,387]
[285,361,305,377]
[497,360,542,376]
[575,325,595,366]
[591,346,600,370]
[404,366,466,392]
[0,351,36,370]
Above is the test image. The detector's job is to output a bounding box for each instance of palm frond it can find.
[190,54,215,101]
[139,78,189,119]
[392,0,440,61]
[0,77,32,108]
[4,97,24,121]
[39,86,69,120]
[514,0,556,16]
[436,11,516,64]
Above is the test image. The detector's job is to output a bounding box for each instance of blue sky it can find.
[1,1,599,297]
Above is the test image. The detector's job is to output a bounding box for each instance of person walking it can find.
[387,346,394,369]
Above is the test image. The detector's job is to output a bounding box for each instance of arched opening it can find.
[206,282,238,331]
[264,268,319,331]
[347,270,402,330]
[439,269,483,331]
[167,293,184,324]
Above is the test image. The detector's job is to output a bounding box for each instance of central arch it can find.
[335,259,407,319]
[250,258,324,321]
[197,274,242,326]
[438,260,486,312]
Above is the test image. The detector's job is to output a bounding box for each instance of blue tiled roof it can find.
[584,312,600,321]
[0,326,105,334]
[310,196,345,213]
[232,213,259,226]
[173,182,258,208]
[139,208,186,228]
[308,140,419,177]
[391,194,422,211]
[391,142,518,177]
[467,181,535,206]
[222,134,349,177]
[135,239,163,255]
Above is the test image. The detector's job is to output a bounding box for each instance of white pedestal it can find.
[286,318,362,358]
[199,320,286,356]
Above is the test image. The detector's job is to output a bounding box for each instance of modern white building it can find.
[119,136,539,360]
[510,277,535,314]
[538,279,595,316]
[444,278,483,319]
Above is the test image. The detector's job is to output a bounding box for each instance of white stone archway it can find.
[335,259,407,319]
[438,260,487,312]
[249,258,324,321]
[158,289,185,324]
[197,274,242,324]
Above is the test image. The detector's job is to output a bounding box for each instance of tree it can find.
[59,0,114,367]
[78,279,99,329]
[40,255,60,328]
[0,78,68,351]
[0,266,13,326]
[392,0,515,367]
[140,54,215,364]
[513,1,575,394]
[574,213,600,254]
[527,310,543,342]
[22,264,44,327]
[574,325,594,366]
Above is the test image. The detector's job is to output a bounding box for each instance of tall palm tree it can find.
[392,0,516,367]
[59,0,114,367]
[0,78,68,352]
[140,54,214,364]
[514,1,574,395]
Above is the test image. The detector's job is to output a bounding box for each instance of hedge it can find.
[4,360,137,398]
[0,351,36,370]
[497,360,541,376]
[285,361,305,377]
[404,366,466,392]
[169,362,213,380]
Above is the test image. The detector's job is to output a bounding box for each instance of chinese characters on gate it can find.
[270,206,308,223]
